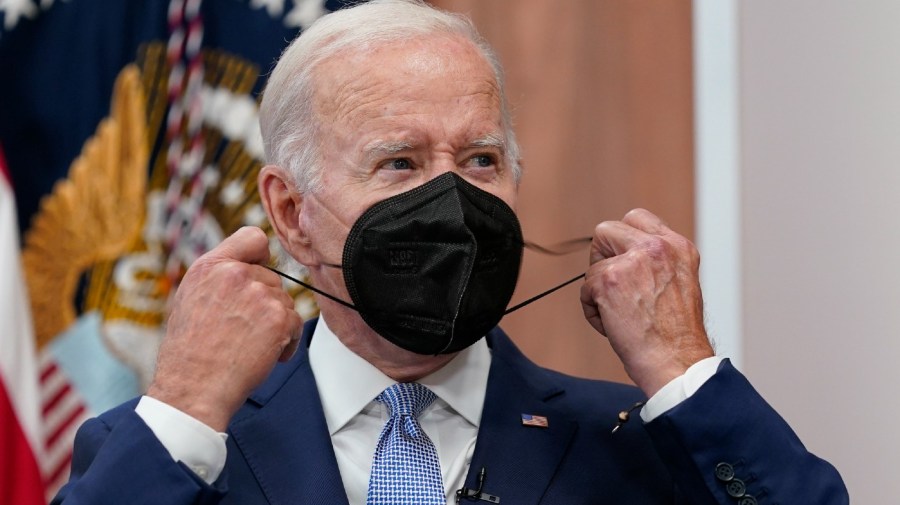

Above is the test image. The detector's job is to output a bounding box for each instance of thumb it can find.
[207,226,271,265]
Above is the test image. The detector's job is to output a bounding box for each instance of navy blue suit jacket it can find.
[53,320,847,504]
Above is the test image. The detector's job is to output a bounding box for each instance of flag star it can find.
[177,150,203,178]
[296,296,317,319]
[221,95,256,140]
[200,165,220,188]
[1,0,39,31]
[220,180,245,207]
[243,204,267,226]
[284,0,326,30]
[250,0,285,18]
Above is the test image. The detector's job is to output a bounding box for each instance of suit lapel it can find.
[225,323,575,505]
[228,320,350,505]
[463,329,577,505]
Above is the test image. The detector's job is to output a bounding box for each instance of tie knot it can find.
[377,382,436,418]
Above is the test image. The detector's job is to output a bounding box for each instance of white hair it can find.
[258,0,522,193]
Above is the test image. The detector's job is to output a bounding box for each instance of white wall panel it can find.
[736,1,900,501]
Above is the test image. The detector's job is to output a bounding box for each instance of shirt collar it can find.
[308,315,491,436]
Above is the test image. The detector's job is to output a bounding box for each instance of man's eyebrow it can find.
[362,135,504,161]
[364,140,415,157]
[468,133,505,150]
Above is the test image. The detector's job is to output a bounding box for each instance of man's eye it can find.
[389,159,412,170]
[471,155,496,167]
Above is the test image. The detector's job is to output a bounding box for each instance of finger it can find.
[621,208,670,235]
[579,279,606,336]
[278,309,304,362]
[208,226,271,265]
[278,329,302,362]
[589,221,650,264]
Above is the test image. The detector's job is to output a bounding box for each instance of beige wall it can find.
[429,0,887,498]
[432,0,695,382]
[739,1,900,501]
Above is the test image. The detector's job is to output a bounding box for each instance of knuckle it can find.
[592,221,619,245]
[687,241,701,266]
[288,311,303,332]
[243,280,271,303]
[667,234,700,266]
[263,294,286,315]
[599,263,622,288]
[279,291,297,310]
[219,261,248,284]
[624,208,648,221]
[594,221,614,236]
[642,236,671,260]
[671,233,693,251]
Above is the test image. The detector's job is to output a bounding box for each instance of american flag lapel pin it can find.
[521,413,549,428]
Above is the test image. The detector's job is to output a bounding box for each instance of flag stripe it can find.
[42,387,82,439]
[39,366,67,408]
[43,416,80,468]
[0,145,10,184]
[45,450,74,490]
[39,361,58,383]
[45,404,86,450]
[0,145,47,504]
[42,382,72,417]
[37,350,90,499]
[42,407,88,501]
[0,380,46,505]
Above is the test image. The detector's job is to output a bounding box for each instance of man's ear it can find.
[258,165,315,265]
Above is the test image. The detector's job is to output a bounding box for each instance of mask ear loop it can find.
[264,266,357,310]
[504,236,592,315]
[522,237,591,255]
[504,272,586,314]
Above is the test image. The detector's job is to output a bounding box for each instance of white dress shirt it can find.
[135,317,724,501]
[308,316,490,505]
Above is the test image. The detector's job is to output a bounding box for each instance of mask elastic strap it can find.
[503,272,587,315]
[501,236,592,314]
[523,237,591,255]
[265,266,357,310]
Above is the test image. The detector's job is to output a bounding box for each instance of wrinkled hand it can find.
[580,209,714,397]
[147,227,303,431]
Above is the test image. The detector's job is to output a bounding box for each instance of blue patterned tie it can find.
[366,382,445,505]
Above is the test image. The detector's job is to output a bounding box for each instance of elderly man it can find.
[55,1,847,504]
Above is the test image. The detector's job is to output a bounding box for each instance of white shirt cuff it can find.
[640,356,725,422]
[135,395,228,484]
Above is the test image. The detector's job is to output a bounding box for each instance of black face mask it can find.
[269,172,587,355]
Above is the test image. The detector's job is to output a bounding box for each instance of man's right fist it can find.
[147,227,303,431]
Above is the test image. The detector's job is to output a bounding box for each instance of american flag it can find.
[1,144,47,505]
[0,1,345,500]
[521,413,549,428]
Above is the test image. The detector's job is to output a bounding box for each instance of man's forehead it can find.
[310,33,500,117]
[324,31,488,71]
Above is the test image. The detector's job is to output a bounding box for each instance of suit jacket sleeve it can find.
[643,359,848,504]
[51,402,227,505]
